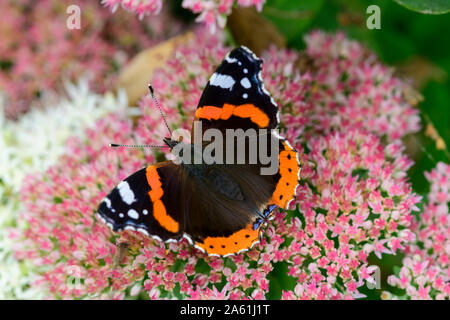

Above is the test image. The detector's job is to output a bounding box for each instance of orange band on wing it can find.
[220,103,234,120]
[195,103,270,128]
[195,224,260,256]
[269,142,300,209]
[145,166,179,233]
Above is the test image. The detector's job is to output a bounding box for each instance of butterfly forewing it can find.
[97,162,184,242]
[193,46,280,136]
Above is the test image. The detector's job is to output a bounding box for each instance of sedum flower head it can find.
[295,30,421,141]
[279,128,420,299]
[103,0,266,32]
[0,82,129,299]
[385,162,450,300]
[13,30,421,299]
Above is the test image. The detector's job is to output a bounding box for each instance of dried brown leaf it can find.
[227,7,286,56]
[117,32,195,106]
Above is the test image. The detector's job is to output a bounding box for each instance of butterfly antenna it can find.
[148,85,172,137]
[109,143,168,148]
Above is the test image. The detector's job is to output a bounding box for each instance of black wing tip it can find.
[96,209,143,234]
[231,46,263,64]
[96,205,181,242]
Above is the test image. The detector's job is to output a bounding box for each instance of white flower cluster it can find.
[0,81,129,298]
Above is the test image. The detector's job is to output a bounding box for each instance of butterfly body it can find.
[97,46,300,256]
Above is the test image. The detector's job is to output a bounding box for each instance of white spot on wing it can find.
[209,73,235,90]
[143,209,148,215]
[117,181,136,205]
[243,93,248,99]
[225,54,238,64]
[127,209,139,219]
[258,71,263,82]
[257,70,277,107]
[96,213,106,224]
[194,244,206,253]
[137,228,149,236]
[103,198,112,208]
[240,46,260,61]
[284,140,293,149]
[272,130,283,140]
[151,235,163,242]
[183,233,193,245]
[240,77,251,89]
[270,96,277,106]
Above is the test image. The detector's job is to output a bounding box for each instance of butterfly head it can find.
[163,136,185,152]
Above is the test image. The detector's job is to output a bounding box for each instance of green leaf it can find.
[262,0,324,49]
[0,60,13,71]
[393,266,401,276]
[223,257,237,272]
[393,0,450,14]
[194,258,212,275]
[169,259,186,273]
[267,262,296,299]
[352,168,369,181]
[420,81,450,149]
[53,196,63,204]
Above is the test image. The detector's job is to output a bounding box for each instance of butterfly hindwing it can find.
[183,163,275,256]
[187,138,300,256]
[268,139,300,209]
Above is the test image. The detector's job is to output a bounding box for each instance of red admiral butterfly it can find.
[97,46,300,256]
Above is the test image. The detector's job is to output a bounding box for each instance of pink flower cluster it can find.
[290,30,421,141]
[386,162,450,300]
[279,129,420,299]
[13,30,422,299]
[0,0,183,119]
[102,0,163,19]
[102,0,266,32]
